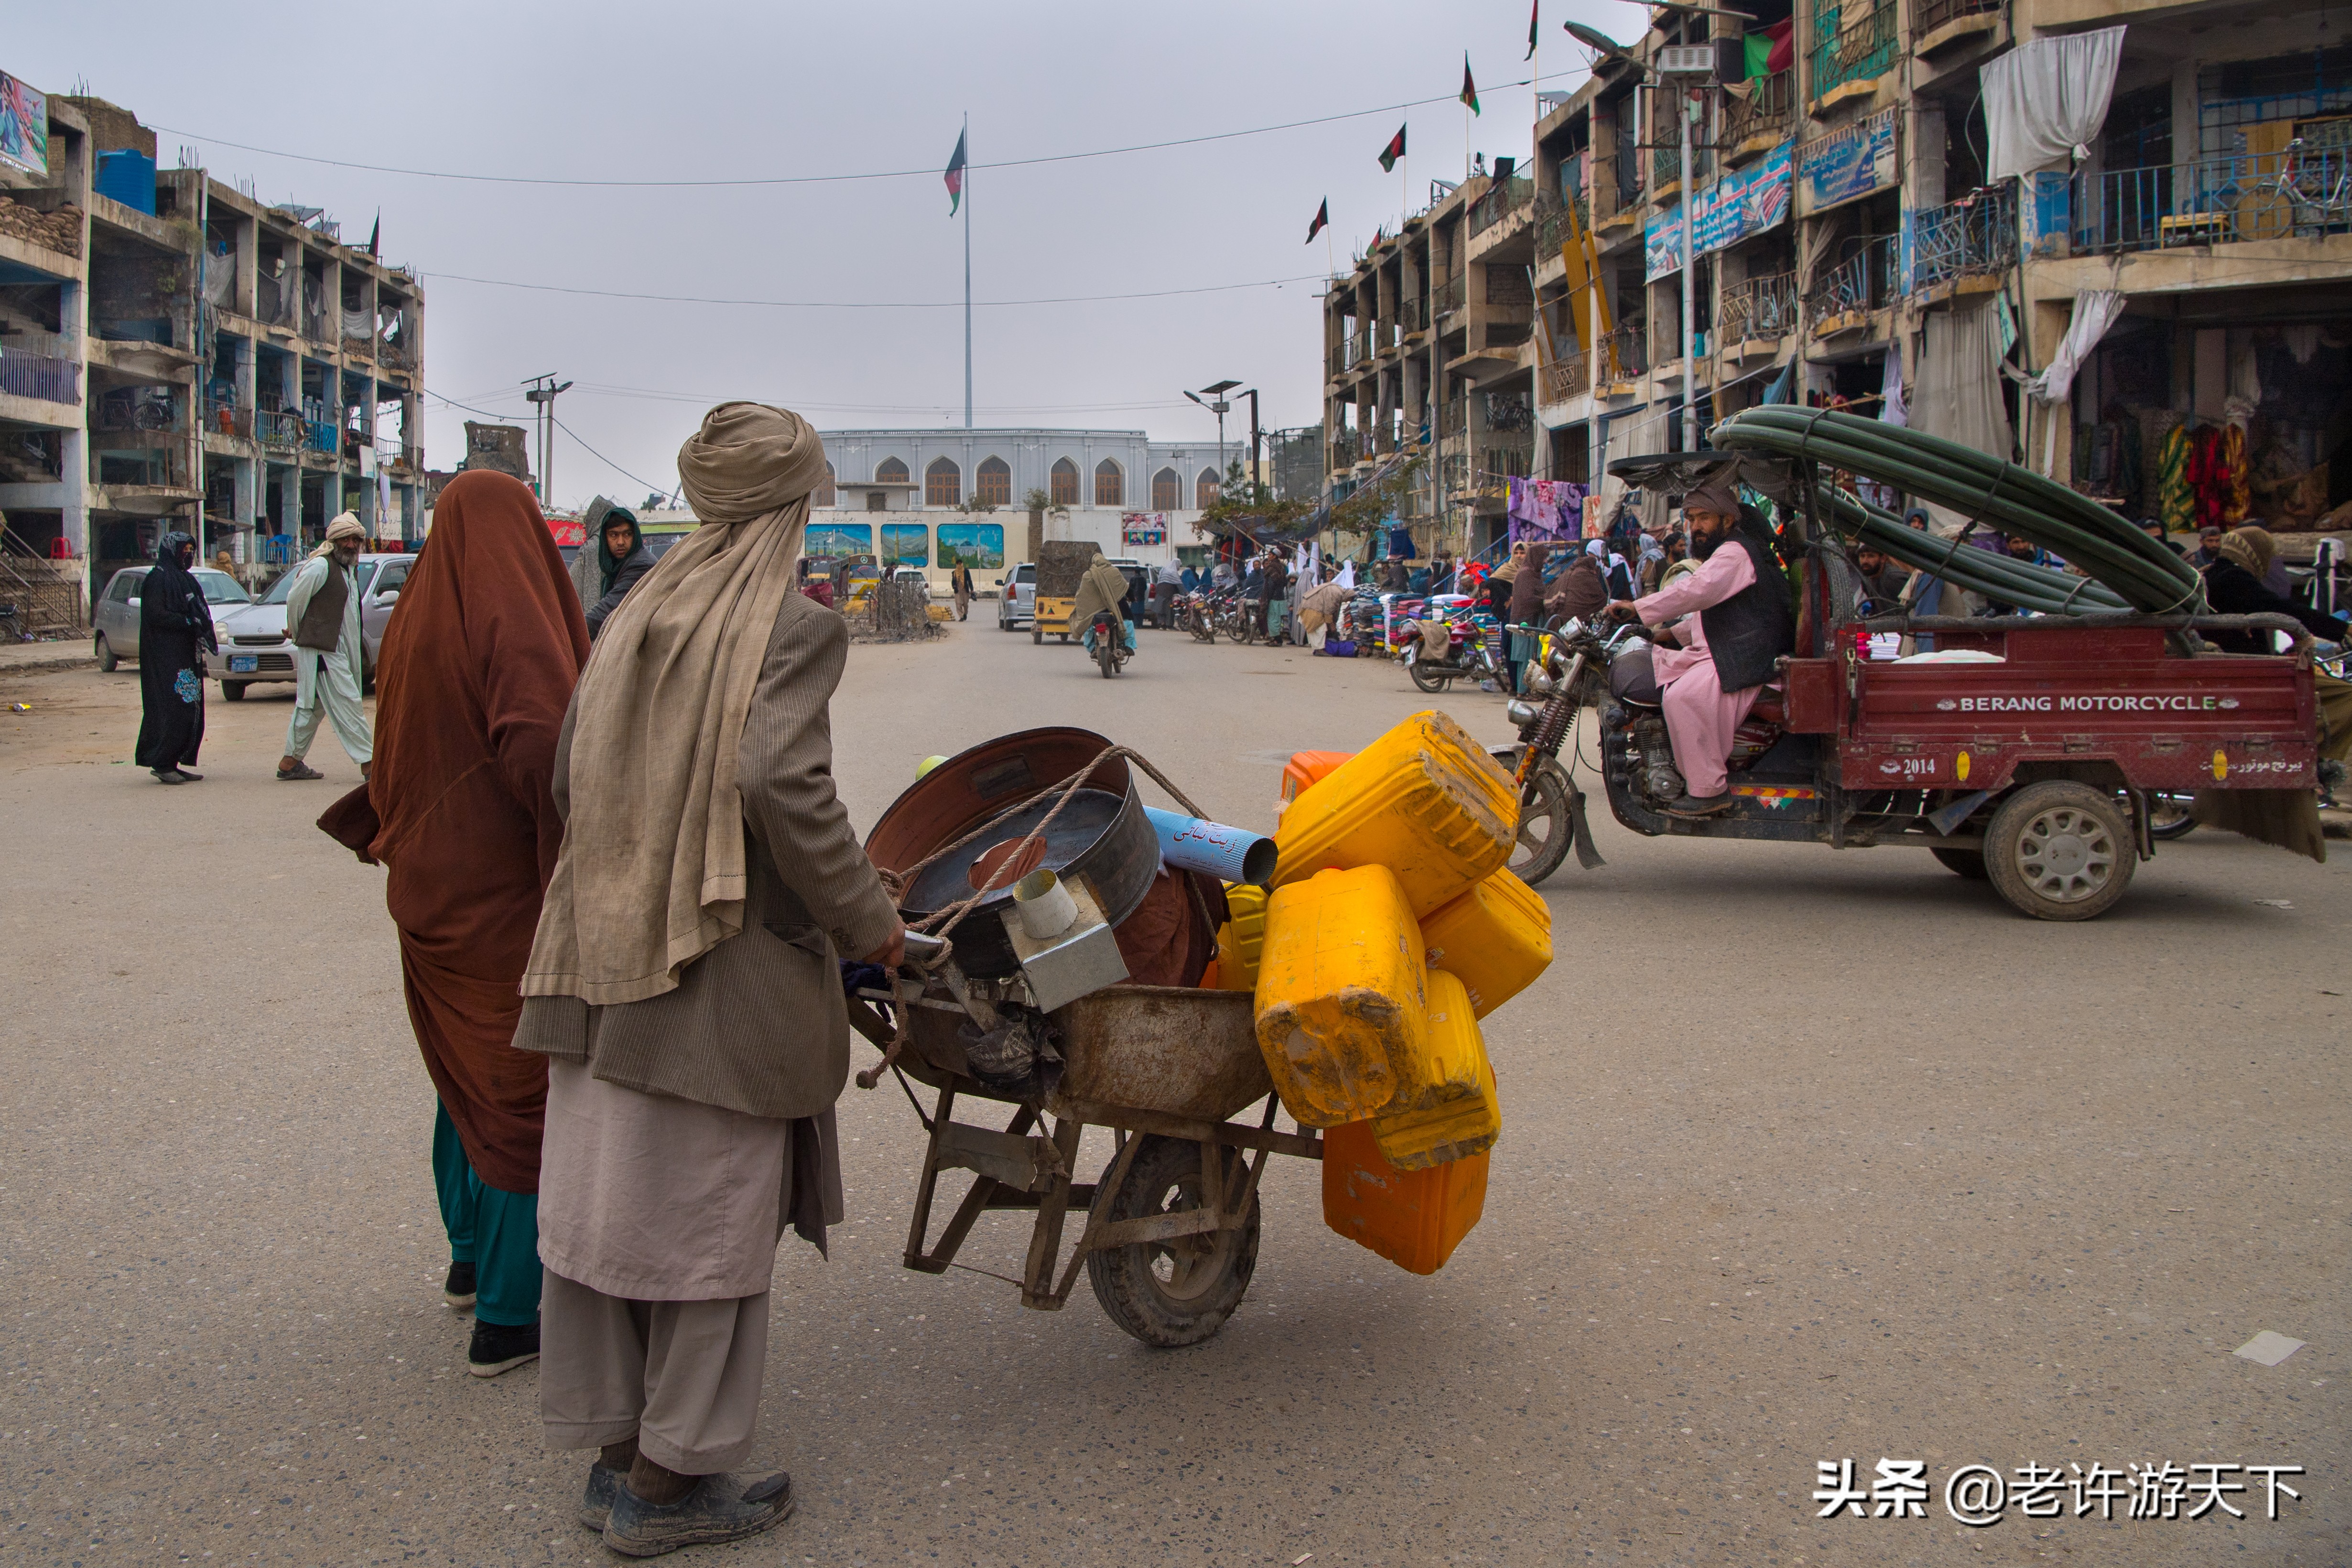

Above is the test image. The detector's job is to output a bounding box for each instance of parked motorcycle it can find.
[1399,612,1505,693]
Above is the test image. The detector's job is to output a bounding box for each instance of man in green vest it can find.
[277,512,374,781]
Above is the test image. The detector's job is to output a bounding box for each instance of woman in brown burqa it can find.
[366,470,588,1376]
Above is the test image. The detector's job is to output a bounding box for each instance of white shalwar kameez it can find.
[282,557,373,766]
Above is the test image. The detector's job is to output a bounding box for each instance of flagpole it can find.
[963,111,973,431]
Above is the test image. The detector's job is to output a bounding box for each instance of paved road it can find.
[1,616,2344,1567]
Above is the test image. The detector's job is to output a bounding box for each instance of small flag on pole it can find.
[1461,55,1480,116]
[1378,124,1407,173]
[944,129,968,215]
[1526,0,1539,60]
[367,210,380,258]
[1306,199,1329,243]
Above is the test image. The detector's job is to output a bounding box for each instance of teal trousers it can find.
[432,1101,542,1327]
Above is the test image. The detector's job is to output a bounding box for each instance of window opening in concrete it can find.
[1094,458,1123,507]
[926,456,961,507]
[976,455,1011,506]
[1151,466,1180,510]
[1197,468,1220,510]
[1050,456,1080,506]
[814,462,835,507]
[875,456,909,484]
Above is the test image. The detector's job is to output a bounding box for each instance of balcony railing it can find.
[1810,0,1899,102]
[1908,184,2017,293]
[2067,146,2352,255]
[1914,0,2001,37]
[1598,320,1647,382]
[1653,143,1682,193]
[1718,270,1799,345]
[304,419,341,456]
[0,330,81,405]
[1467,175,1536,237]
[1438,398,1470,438]
[1540,357,1590,405]
[1393,296,1428,335]
[1535,194,1592,255]
[1434,273,1468,317]
[1724,70,1794,156]
[205,400,254,438]
[1806,234,1900,320]
[258,409,304,451]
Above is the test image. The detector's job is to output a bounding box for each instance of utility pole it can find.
[963,112,973,431]
[523,373,571,506]
[1238,388,1262,495]
[1679,82,1697,454]
[1187,380,1242,494]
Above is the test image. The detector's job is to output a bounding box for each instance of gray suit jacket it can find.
[512,591,901,1120]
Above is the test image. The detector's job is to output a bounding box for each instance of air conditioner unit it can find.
[1656,43,1716,76]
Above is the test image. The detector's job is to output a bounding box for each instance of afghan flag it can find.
[1745,18,1795,77]
[1306,198,1329,243]
[944,128,968,215]
[1378,123,1407,173]
[1525,0,1539,60]
[1461,55,1480,116]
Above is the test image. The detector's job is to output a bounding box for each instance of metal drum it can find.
[866,727,1160,977]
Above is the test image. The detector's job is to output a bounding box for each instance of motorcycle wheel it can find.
[1504,756,1575,887]
[1408,655,1451,694]
[1097,636,1118,678]
[2146,791,2197,841]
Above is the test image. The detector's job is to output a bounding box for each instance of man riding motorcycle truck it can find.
[1602,475,1795,818]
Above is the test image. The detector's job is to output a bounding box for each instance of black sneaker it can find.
[603,1471,792,1558]
[467,1318,540,1377]
[442,1261,477,1310]
[1663,791,1736,818]
[577,1462,621,1530]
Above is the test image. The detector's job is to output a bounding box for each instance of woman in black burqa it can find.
[135,530,216,784]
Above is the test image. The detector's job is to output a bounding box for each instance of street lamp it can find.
[1184,379,1241,499]
[522,373,573,505]
[1564,21,1714,455]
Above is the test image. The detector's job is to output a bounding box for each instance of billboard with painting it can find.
[0,72,45,177]
[881,523,929,567]
[936,522,1004,570]
[805,522,873,560]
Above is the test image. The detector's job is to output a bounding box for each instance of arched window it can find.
[976,455,1011,507]
[1050,456,1079,508]
[1151,467,1181,511]
[1094,458,1123,508]
[925,456,961,508]
[1196,467,1221,511]
[875,456,909,485]
[813,461,835,508]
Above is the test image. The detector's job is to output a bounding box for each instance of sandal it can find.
[276,763,325,781]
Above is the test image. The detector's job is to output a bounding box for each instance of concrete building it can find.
[1324,0,2352,553]
[0,81,423,624]
[802,428,1231,579]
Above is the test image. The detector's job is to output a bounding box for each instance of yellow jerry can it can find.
[1212,884,1269,992]
[1271,710,1518,919]
[1368,969,1499,1169]
[1420,868,1553,1018]
[1252,865,1430,1127]
[1322,1118,1489,1276]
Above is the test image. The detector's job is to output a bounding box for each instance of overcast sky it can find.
[19,0,1647,508]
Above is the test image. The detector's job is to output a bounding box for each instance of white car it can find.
[92,565,254,670]
[997,562,1037,630]
[206,553,415,700]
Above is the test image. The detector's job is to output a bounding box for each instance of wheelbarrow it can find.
[846,974,1320,1348]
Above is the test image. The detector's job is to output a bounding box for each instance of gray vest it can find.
[293,561,351,653]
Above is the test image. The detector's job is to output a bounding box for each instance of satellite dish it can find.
[1563,20,1625,57]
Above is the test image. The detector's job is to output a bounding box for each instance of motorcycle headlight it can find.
[1524,666,1557,697]
[1505,698,1540,726]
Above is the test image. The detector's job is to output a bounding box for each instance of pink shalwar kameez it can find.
[1635,541,1762,798]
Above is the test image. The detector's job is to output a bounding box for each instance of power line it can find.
[422,270,1323,310]
[553,415,665,495]
[147,70,1583,191]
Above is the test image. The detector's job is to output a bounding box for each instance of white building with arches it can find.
[803,427,1231,580]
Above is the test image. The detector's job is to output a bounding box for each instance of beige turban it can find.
[310,511,366,556]
[524,402,824,1005]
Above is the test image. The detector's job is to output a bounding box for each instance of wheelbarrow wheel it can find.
[1085,1135,1258,1348]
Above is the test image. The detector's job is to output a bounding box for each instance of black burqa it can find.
[135,531,216,773]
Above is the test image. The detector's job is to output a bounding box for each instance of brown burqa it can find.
[1508,544,1552,627]
[370,471,589,1192]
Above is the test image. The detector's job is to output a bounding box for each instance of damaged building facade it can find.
[0,79,424,627]
[1323,0,2351,556]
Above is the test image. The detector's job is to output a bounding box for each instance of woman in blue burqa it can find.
[135,530,216,784]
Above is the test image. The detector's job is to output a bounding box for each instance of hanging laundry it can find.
[2157,424,2195,535]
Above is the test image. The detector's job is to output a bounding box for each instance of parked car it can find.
[997,562,1037,630]
[202,552,414,700]
[92,564,255,671]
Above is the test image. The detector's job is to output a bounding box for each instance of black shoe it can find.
[604,1471,793,1558]
[467,1318,540,1377]
[175,768,204,781]
[577,1462,622,1531]
[442,1260,477,1310]
[1664,790,1736,818]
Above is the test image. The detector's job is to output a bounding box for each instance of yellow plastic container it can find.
[1370,970,1500,1170]
[1420,869,1553,1018]
[1252,865,1430,1127]
[1322,1118,1489,1276]
[1213,884,1269,992]
[1271,711,1519,919]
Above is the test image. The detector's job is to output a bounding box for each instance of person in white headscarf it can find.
[276,512,372,781]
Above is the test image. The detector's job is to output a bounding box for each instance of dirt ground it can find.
[0,625,2344,1567]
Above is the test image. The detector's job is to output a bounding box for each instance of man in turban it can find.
[1070,551,1136,659]
[514,403,904,1556]
[1604,475,1794,816]
[277,512,373,781]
